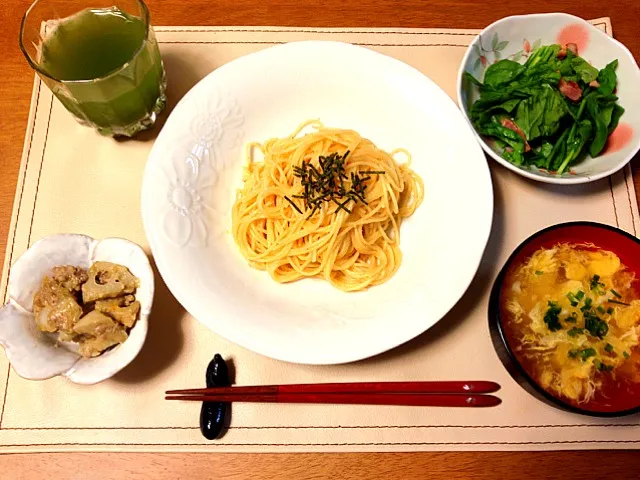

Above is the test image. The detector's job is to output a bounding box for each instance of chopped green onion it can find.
[605,343,614,353]
[590,274,604,290]
[535,270,543,275]
[608,299,630,306]
[597,305,605,314]
[543,301,562,332]
[566,313,578,323]
[568,349,579,359]
[567,327,584,337]
[580,348,597,361]
[584,311,608,339]
[623,351,631,360]
[606,307,614,315]
[576,291,585,300]
[595,360,614,372]
[581,297,593,312]
[566,292,579,307]
[610,289,622,298]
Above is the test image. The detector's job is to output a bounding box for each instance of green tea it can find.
[38,6,166,136]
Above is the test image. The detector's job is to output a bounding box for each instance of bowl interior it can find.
[458,13,640,184]
[490,222,640,416]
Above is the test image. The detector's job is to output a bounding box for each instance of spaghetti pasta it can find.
[231,120,424,292]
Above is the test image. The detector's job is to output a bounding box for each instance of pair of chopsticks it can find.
[166,381,501,407]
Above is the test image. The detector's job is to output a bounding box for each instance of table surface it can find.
[2,0,640,477]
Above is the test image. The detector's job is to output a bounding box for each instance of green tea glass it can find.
[20,0,167,137]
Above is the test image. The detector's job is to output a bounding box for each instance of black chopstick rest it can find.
[199,353,230,440]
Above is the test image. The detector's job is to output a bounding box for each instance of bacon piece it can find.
[589,79,600,88]
[500,118,531,152]
[559,78,582,102]
[558,43,578,59]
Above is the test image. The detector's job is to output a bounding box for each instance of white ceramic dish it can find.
[0,234,154,384]
[457,13,640,185]
[142,40,493,364]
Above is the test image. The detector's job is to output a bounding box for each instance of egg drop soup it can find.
[501,244,640,413]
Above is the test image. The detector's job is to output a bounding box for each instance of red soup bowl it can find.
[489,221,640,417]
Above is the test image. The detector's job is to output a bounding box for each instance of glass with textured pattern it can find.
[20,0,166,137]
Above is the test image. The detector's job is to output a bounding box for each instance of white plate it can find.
[142,41,493,364]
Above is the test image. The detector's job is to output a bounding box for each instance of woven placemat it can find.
[2,18,640,453]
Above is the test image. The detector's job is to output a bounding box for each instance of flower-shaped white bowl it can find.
[457,13,640,184]
[0,234,154,385]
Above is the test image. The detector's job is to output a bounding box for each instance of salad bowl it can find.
[457,13,640,185]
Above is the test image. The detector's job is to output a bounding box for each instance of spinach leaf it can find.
[570,57,599,83]
[600,104,614,130]
[608,104,625,135]
[463,71,483,88]
[483,60,526,89]
[525,44,560,68]
[546,128,570,171]
[528,141,555,169]
[477,122,527,165]
[597,60,618,96]
[586,95,610,157]
[556,119,592,174]
[514,85,568,140]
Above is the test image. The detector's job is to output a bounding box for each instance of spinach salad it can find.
[466,43,624,174]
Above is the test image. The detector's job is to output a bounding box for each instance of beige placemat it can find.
[2,18,640,454]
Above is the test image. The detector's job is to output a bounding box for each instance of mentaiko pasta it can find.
[231,120,424,292]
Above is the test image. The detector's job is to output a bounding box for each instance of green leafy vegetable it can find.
[597,60,618,96]
[586,95,610,157]
[608,104,625,135]
[514,85,568,140]
[571,57,599,83]
[467,43,623,173]
[483,60,526,89]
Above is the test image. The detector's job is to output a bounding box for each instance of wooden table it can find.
[2,0,640,477]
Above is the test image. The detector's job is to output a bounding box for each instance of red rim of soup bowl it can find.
[488,221,640,417]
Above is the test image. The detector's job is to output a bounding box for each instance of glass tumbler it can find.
[20,0,167,137]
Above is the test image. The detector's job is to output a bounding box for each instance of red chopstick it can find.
[165,392,501,407]
[166,380,500,396]
[165,381,501,407]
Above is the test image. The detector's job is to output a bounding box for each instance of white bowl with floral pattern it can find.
[0,234,154,384]
[457,13,640,184]
[141,40,493,365]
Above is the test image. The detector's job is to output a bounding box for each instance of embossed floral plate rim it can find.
[141,40,493,364]
[456,13,640,185]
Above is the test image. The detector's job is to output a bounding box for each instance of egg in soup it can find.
[501,244,640,412]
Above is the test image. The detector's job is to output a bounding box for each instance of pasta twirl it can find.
[232,120,424,292]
